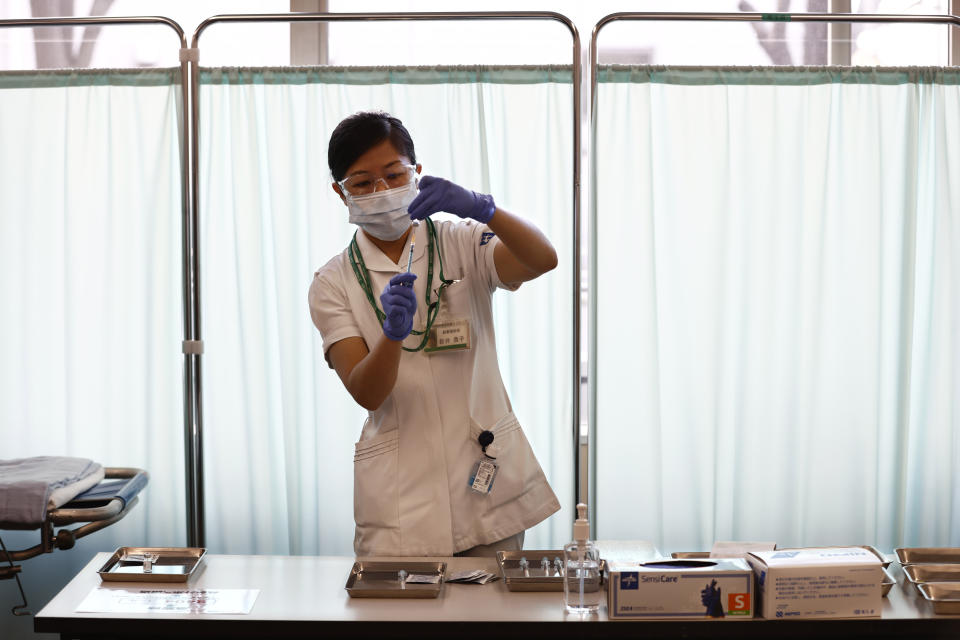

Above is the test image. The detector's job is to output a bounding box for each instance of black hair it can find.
[327,111,416,182]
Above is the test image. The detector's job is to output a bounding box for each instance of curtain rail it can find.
[0,15,185,39]
[187,11,582,549]
[193,10,578,43]
[586,11,960,534]
[0,15,195,548]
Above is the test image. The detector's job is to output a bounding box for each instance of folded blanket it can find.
[0,456,103,527]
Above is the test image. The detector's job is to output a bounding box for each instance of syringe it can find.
[405,220,420,274]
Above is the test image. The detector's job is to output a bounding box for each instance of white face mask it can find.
[346,181,417,241]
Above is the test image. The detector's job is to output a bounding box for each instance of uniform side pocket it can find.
[469,412,535,509]
[353,430,400,530]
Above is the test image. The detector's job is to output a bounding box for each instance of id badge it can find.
[425,317,471,353]
[468,458,499,494]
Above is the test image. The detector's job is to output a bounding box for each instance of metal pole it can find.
[191,11,584,527]
[0,15,195,544]
[0,15,183,32]
[588,10,960,538]
[185,48,203,548]
[571,23,583,513]
[587,20,601,535]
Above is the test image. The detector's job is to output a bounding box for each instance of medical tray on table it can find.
[917,583,960,614]
[497,550,605,592]
[97,547,206,583]
[896,547,960,565]
[904,564,960,584]
[345,561,445,598]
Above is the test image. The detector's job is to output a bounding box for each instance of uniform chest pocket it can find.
[353,430,400,530]
[436,279,473,320]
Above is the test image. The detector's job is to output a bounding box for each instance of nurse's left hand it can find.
[408,176,495,224]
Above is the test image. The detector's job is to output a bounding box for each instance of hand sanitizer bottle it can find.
[563,503,601,615]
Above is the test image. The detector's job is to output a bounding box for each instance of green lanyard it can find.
[348,217,453,352]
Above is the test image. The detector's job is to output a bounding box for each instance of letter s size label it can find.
[728,593,751,614]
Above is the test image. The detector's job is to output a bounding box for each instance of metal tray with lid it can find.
[904,564,960,584]
[97,547,206,583]
[345,561,445,598]
[497,550,603,592]
[917,582,960,614]
[896,547,960,566]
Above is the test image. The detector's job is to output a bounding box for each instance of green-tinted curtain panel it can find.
[198,65,574,554]
[0,69,186,546]
[594,65,960,552]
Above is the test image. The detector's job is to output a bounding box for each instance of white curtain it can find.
[198,66,574,555]
[0,69,186,547]
[593,66,960,553]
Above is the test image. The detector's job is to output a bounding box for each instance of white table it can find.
[35,553,960,639]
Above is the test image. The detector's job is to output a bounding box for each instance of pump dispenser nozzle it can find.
[573,503,589,544]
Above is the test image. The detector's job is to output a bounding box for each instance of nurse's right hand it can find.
[380,273,418,341]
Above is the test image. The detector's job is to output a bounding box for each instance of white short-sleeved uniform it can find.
[308,219,560,556]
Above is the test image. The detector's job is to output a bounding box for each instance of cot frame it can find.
[0,467,148,615]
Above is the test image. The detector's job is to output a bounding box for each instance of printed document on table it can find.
[76,588,259,614]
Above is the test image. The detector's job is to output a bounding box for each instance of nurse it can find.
[309,111,560,557]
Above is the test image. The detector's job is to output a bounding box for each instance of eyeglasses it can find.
[337,164,417,196]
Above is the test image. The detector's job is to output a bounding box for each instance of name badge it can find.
[424,317,470,353]
[468,458,498,494]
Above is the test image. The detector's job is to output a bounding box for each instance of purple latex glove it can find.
[380,272,417,341]
[407,176,495,224]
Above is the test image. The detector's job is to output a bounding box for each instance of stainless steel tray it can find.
[345,561,445,598]
[917,582,960,614]
[897,548,960,566]
[896,547,960,565]
[497,550,603,592]
[882,567,896,597]
[904,564,960,584]
[97,547,206,583]
[498,550,566,592]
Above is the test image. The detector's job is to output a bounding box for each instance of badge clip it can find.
[468,430,498,494]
